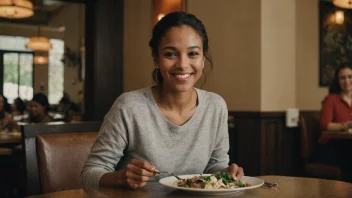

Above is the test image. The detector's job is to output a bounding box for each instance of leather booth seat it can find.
[36,132,98,193]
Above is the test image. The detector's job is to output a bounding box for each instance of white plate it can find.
[159,174,264,196]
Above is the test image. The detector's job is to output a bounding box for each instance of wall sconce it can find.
[34,56,48,65]
[152,0,184,26]
[157,13,165,21]
[0,0,34,19]
[333,0,352,9]
[335,10,344,24]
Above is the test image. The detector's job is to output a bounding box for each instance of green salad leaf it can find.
[215,172,235,185]
[214,171,246,187]
[235,180,245,187]
[202,176,212,182]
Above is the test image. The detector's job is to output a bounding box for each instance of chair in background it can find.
[36,132,97,194]
[21,121,101,196]
[299,116,342,180]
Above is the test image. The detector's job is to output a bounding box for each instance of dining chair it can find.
[20,121,102,196]
[299,115,342,180]
[36,132,98,194]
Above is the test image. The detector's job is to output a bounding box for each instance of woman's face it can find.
[155,25,205,93]
[31,101,45,117]
[0,96,3,112]
[338,68,352,93]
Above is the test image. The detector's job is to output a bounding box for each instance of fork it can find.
[154,170,182,180]
[262,181,279,188]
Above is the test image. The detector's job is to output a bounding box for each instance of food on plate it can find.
[176,172,250,189]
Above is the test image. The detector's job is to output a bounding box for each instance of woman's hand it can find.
[125,159,156,189]
[223,163,244,181]
[99,159,156,189]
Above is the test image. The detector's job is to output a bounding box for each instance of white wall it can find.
[296,0,328,110]
[261,0,296,111]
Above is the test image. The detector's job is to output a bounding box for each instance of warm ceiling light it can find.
[333,0,352,9]
[0,0,34,19]
[26,37,53,51]
[34,56,48,65]
[157,13,165,21]
[335,10,344,24]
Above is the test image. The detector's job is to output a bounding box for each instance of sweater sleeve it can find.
[81,100,128,188]
[204,99,230,173]
[320,95,334,130]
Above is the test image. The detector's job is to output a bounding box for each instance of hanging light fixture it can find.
[0,0,34,19]
[26,37,53,51]
[26,27,53,51]
[333,0,352,9]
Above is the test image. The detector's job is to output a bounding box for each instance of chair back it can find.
[299,114,321,160]
[21,121,102,196]
[36,132,97,193]
[299,114,342,179]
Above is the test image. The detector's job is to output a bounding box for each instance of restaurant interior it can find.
[1,0,352,197]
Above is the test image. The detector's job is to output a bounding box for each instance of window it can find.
[0,36,64,104]
[3,52,33,103]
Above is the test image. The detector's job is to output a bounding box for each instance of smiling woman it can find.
[318,65,352,182]
[82,12,244,190]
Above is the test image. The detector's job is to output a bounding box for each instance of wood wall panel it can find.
[228,111,319,177]
[262,120,280,175]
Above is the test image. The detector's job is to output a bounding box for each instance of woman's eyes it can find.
[188,51,199,57]
[164,52,176,58]
[339,75,352,80]
[163,51,200,58]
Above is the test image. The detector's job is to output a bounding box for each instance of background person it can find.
[25,93,53,123]
[318,65,352,182]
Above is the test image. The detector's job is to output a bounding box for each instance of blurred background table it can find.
[321,130,352,140]
[0,132,21,145]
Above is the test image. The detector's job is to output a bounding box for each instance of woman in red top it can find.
[320,65,352,131]
[317,65,352,182]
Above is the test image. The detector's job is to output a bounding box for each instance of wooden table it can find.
[0,133,21,145]
[27,175,352,198]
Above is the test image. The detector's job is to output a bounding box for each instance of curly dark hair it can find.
[149,12,213,85]
[329,65,352,94]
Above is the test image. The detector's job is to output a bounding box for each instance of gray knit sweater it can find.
[81,87,230,188]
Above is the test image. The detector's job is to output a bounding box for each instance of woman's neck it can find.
[341,91,352,98]
[153,85,197,113]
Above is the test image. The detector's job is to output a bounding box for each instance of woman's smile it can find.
[172,72,194,81]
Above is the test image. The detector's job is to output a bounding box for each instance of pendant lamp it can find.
[26,27,53,51]
[0,0,34,18]
[333,0,352,9]
[26,37,53,51]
